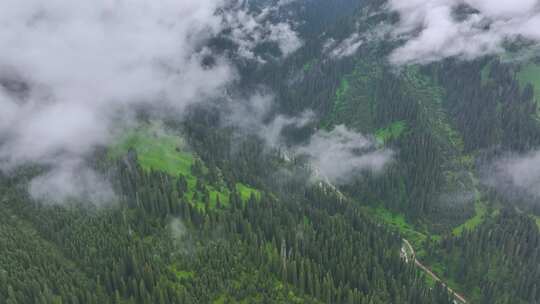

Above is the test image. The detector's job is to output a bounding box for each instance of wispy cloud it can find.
[223,94,392,184]
[483,150,540,200]
[0,0,300,204]
[326,34,364,59]
[222,1,302,62]
[296,125,393,184]
[29,159,115,205]
[223,93,314,147]
[388,0,540,64]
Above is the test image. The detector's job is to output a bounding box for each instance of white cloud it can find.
[29,159,115,205]
[296,125,393,184]
[388,0,540,64]
[169,218,187,241]
[222,1,302,61]
[268,22,304,56]
[324,21,393,59]
[224,96,391,184]
[224,93,314,147]
[0,0,230,164]
[484,150,540,199]
[0,0,300,204]
[328,33,364,58]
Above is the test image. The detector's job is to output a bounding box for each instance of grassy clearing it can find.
[322,77,351,129]
[236,183,260,201]
[452,200,487,236]
[302,59,317,73]
[334,78,350,107]
[170,265,194,280]
[363,206,428,252]
[363,205,474,294]
[108,122,193,176]
[322,61,383,131]
[480,63,491,86]
[375,121,407,143]
[531,215,540,230]
[517,63,540,102]
[109,122,260,211]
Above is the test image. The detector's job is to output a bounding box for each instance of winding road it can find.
[401,239,468,304]
[310,166,470,303]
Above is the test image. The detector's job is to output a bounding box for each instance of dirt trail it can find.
[402,239,468,304]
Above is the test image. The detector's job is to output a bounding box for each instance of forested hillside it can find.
[1,0,540,303]
[0,121,455,303]
[232,1,540,302]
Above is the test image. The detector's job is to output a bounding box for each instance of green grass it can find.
[170,266,194,280]
[108,122,193,176]
[517,63,540,102]
[362,204,480,296]
[236,183,260,201]
[322,60,383,131]
[363,205,451,289]
[109,122,260,212]
[335,78,350,105]
[302,59,317,73]
[375,121,407,143]
[322,77,351,129]
[531,214,540,230]
[363,206,428,252]
[480,63,491,86]
[452,200,487,236]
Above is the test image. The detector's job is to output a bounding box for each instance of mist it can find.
[223,2,302,62]
[29,159,115,206]
[222,94,392,184]
[482,151,540,201]
[296,125,393,184]
[223,93,314,147]
[388,0,540,64]
[0,0,300,204]
[325,34,364,59]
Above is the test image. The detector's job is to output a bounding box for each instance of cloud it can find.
[222,1,302,61]
[323,21,393,59]
[483,150,540,200]
[29,159,115,205]
[223,96,392,184]
[223,93,314,147]
[0,0,300,204]
[277,0,298,6]
[169,218,187,241]
[296,125,393,184]
[327,33,364,58]
[388,0,540,65]
[268,22,303,56]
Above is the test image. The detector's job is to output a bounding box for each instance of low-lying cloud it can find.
[223,95,392,184]
[296,125,393,184]
[29,159,115,205]
[483,150,540,200]
[224,4,302,61]
[223,93,314,147]
[325,34,364,59]
[388,0,540,64]
[0,0,300,204]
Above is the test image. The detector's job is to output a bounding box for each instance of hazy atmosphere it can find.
[0,0,302,201]
[1,1,539,303]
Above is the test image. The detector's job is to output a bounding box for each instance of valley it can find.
[1,0,540,303]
